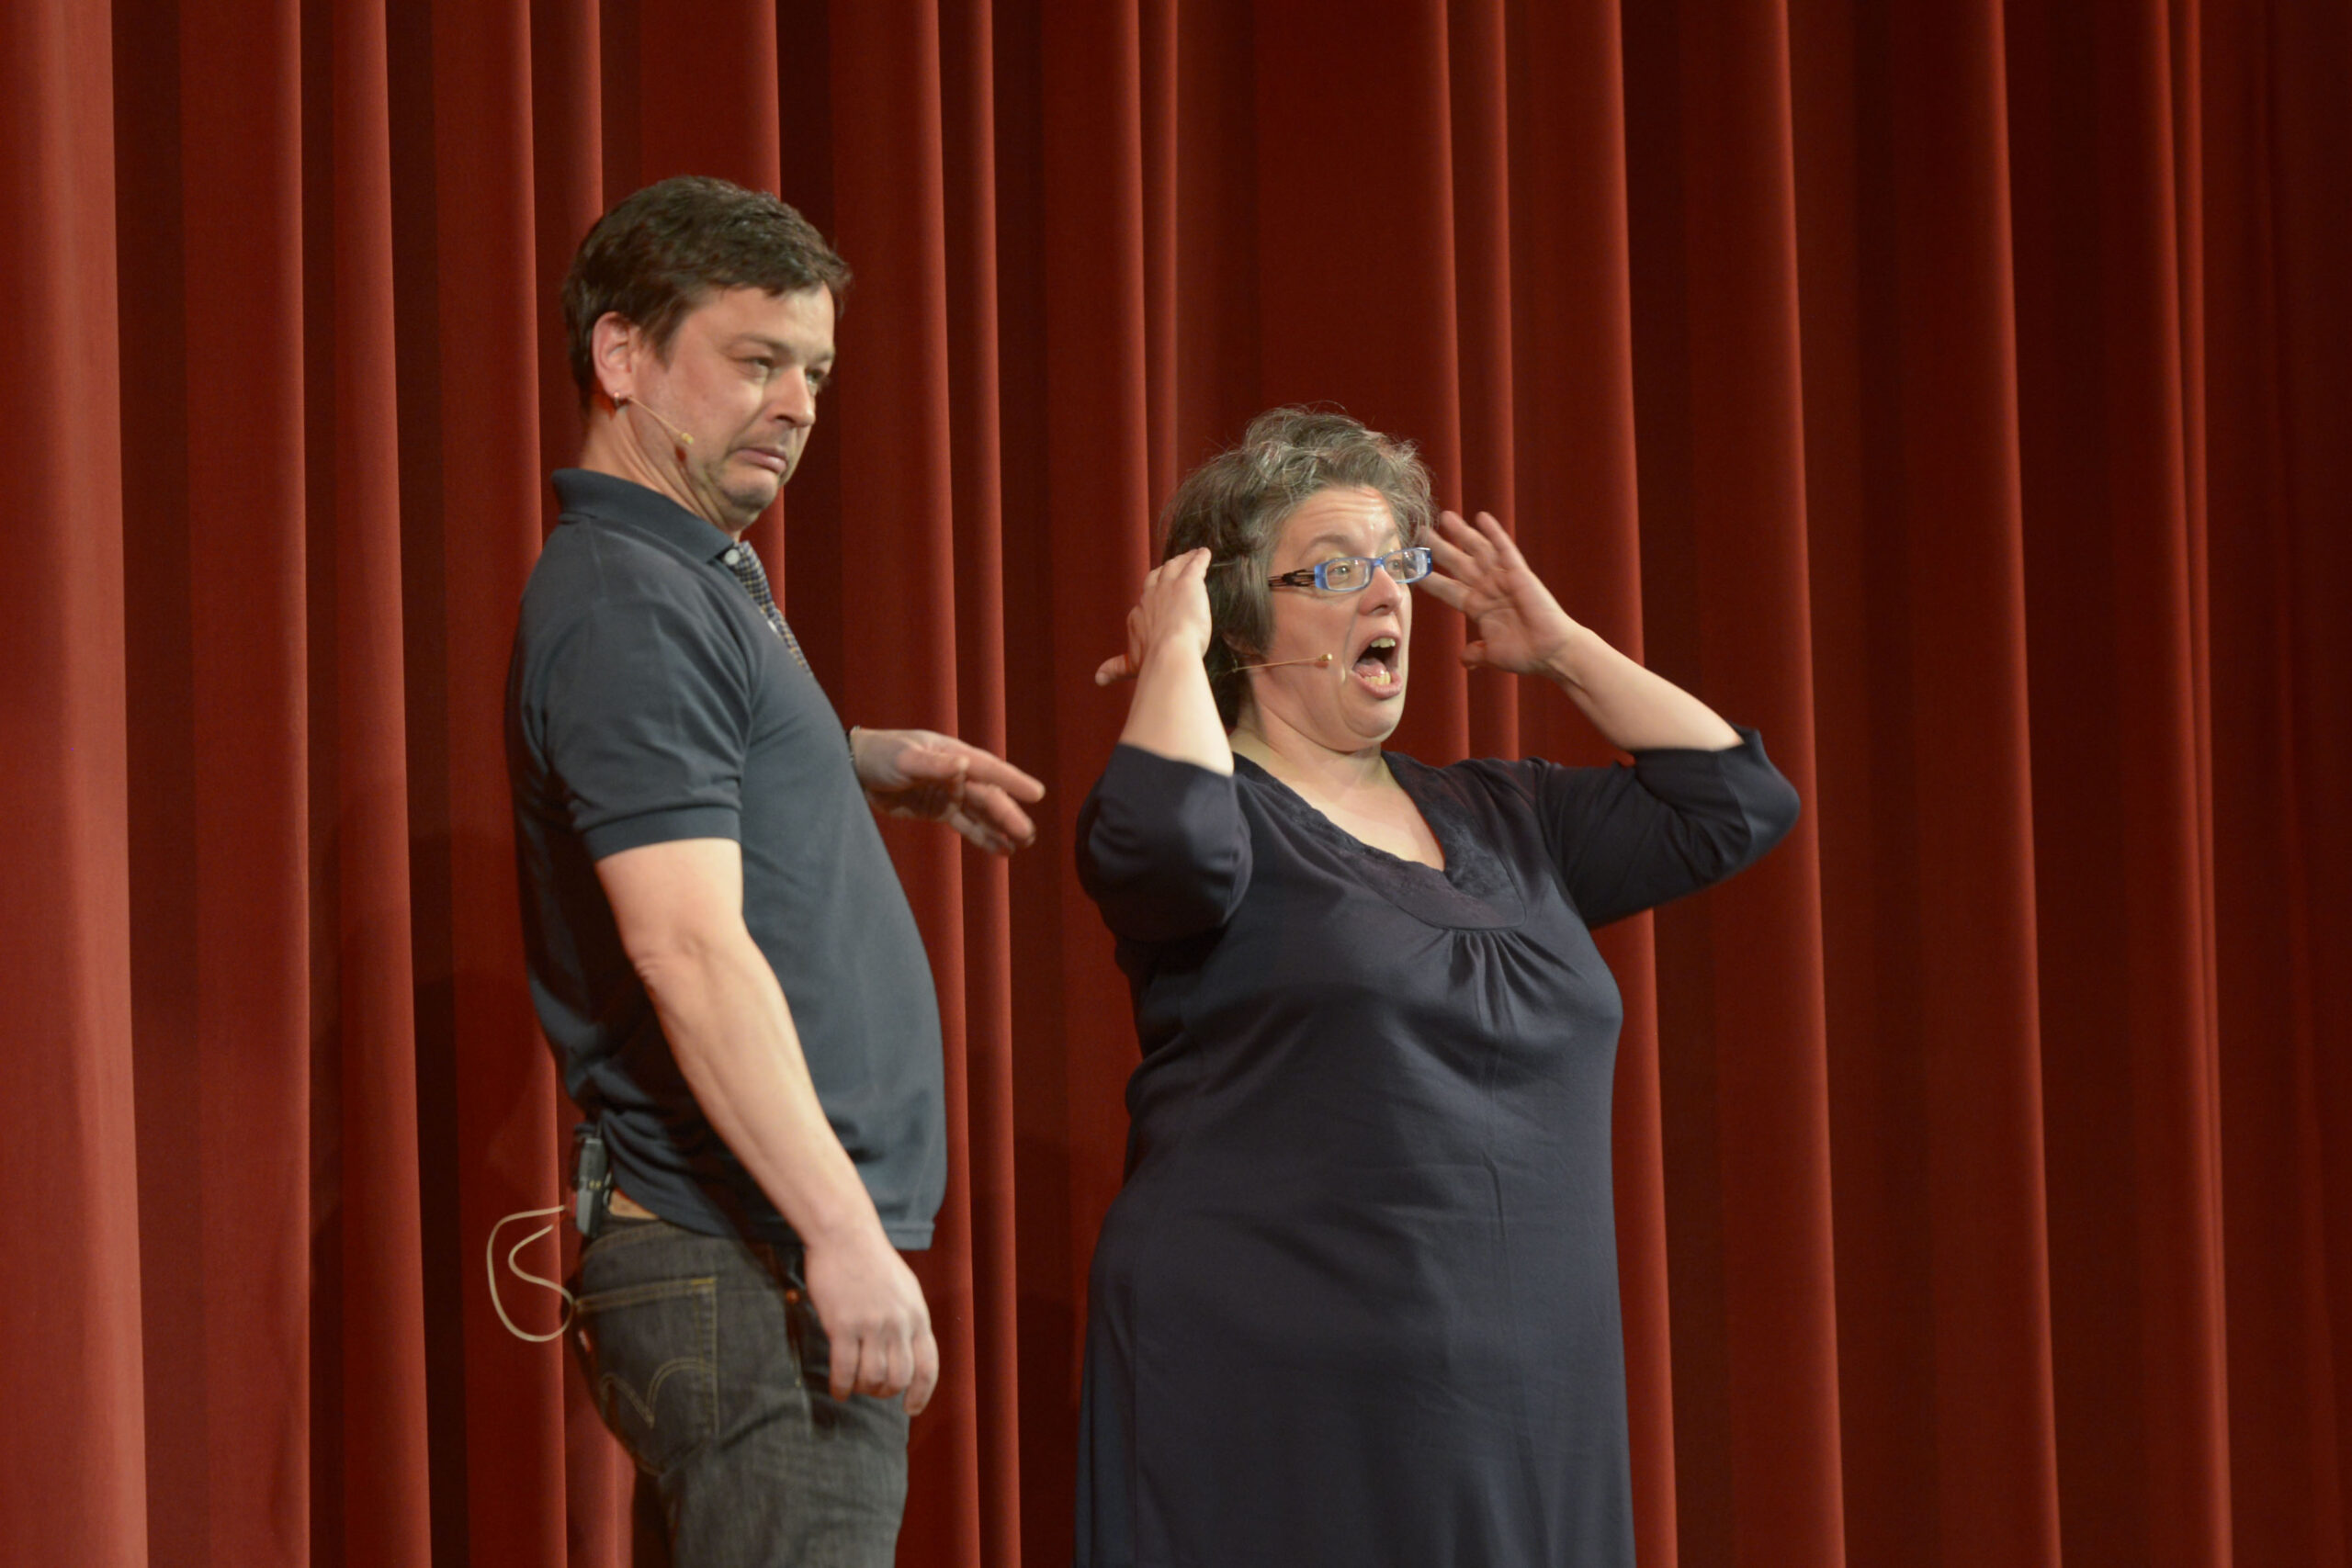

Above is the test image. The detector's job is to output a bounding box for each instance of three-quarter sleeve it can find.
[1077,744,1254,942]
[1528,727,1800,929]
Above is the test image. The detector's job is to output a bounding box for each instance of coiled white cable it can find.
[487,1204,577,1344]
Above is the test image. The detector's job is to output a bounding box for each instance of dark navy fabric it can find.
[1073,732,1798,1566]
[508,468,944,1248]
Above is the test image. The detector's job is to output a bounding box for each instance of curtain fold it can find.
[2007,6,2234,1564]
[1009,4,1159,1550]
[1,2,145,1565]
[6,1,2347,1563]
[2205,7,2352,1566]
[1625,5,1847,1562]
[310,0,435,1563]
[174,1,317,1562]
[419,1,572,1562]
[1791,2,2063,1562]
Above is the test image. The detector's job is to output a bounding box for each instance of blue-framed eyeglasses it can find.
[1257,547,1433,593]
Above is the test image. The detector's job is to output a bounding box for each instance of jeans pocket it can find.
[575,1275,719,1474]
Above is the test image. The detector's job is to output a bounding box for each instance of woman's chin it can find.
[1347,700,1406,748]
[1353,673,1407,727]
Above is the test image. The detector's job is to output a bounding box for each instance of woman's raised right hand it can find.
[1094,547,1215,685]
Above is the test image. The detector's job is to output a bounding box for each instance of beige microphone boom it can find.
[621,394,695,447]
[1228,651,1335,674]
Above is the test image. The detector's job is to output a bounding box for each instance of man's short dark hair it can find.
[561,175,852,404]
[1159,406,1436,729]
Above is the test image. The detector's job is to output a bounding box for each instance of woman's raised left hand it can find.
[1418,509,1584,676]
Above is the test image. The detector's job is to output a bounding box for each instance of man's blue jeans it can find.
[572,1214,910,1566]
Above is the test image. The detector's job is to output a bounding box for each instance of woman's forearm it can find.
[1544,624,1743,753]
[1119,642,1234,773]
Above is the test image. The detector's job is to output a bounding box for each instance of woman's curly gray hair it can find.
[1157,406,1436,728]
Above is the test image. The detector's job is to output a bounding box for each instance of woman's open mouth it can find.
[1351,636,1401,694]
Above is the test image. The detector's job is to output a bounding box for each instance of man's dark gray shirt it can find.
[507,468,944,1247]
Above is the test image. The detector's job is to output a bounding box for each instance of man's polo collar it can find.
[551,468,740,565]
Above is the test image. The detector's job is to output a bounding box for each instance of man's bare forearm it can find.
[631,924,885,1248]
[594,835,937,1407]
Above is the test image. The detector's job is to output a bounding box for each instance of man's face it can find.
[612,284,837,533]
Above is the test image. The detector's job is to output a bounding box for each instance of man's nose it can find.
[771,374,816,427]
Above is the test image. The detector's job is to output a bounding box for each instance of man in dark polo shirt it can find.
[507,176,1044,1565]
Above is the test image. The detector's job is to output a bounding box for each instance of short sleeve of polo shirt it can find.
[536,592,753,861]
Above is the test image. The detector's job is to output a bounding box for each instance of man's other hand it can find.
[802,1220,941,1415]
[848,728,1045,854]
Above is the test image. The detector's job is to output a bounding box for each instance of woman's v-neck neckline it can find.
[1230,750,1445,870]
[1233,752,1527,931]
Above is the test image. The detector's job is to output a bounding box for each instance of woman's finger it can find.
[1438,508,1498,569]
[1416,571,1470,614]
[1471,510,1528,570]
[1095,653,1137,686]
[1425,527,1479,581]
[1150,546,1207,582]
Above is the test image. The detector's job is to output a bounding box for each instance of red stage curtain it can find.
[5,1,2346,1563]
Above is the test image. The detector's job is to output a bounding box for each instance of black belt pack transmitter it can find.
[572,1122,613,1240]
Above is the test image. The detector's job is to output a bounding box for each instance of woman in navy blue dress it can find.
[1076,408,1798,1566]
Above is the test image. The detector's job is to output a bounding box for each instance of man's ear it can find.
[591,311,642,403]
